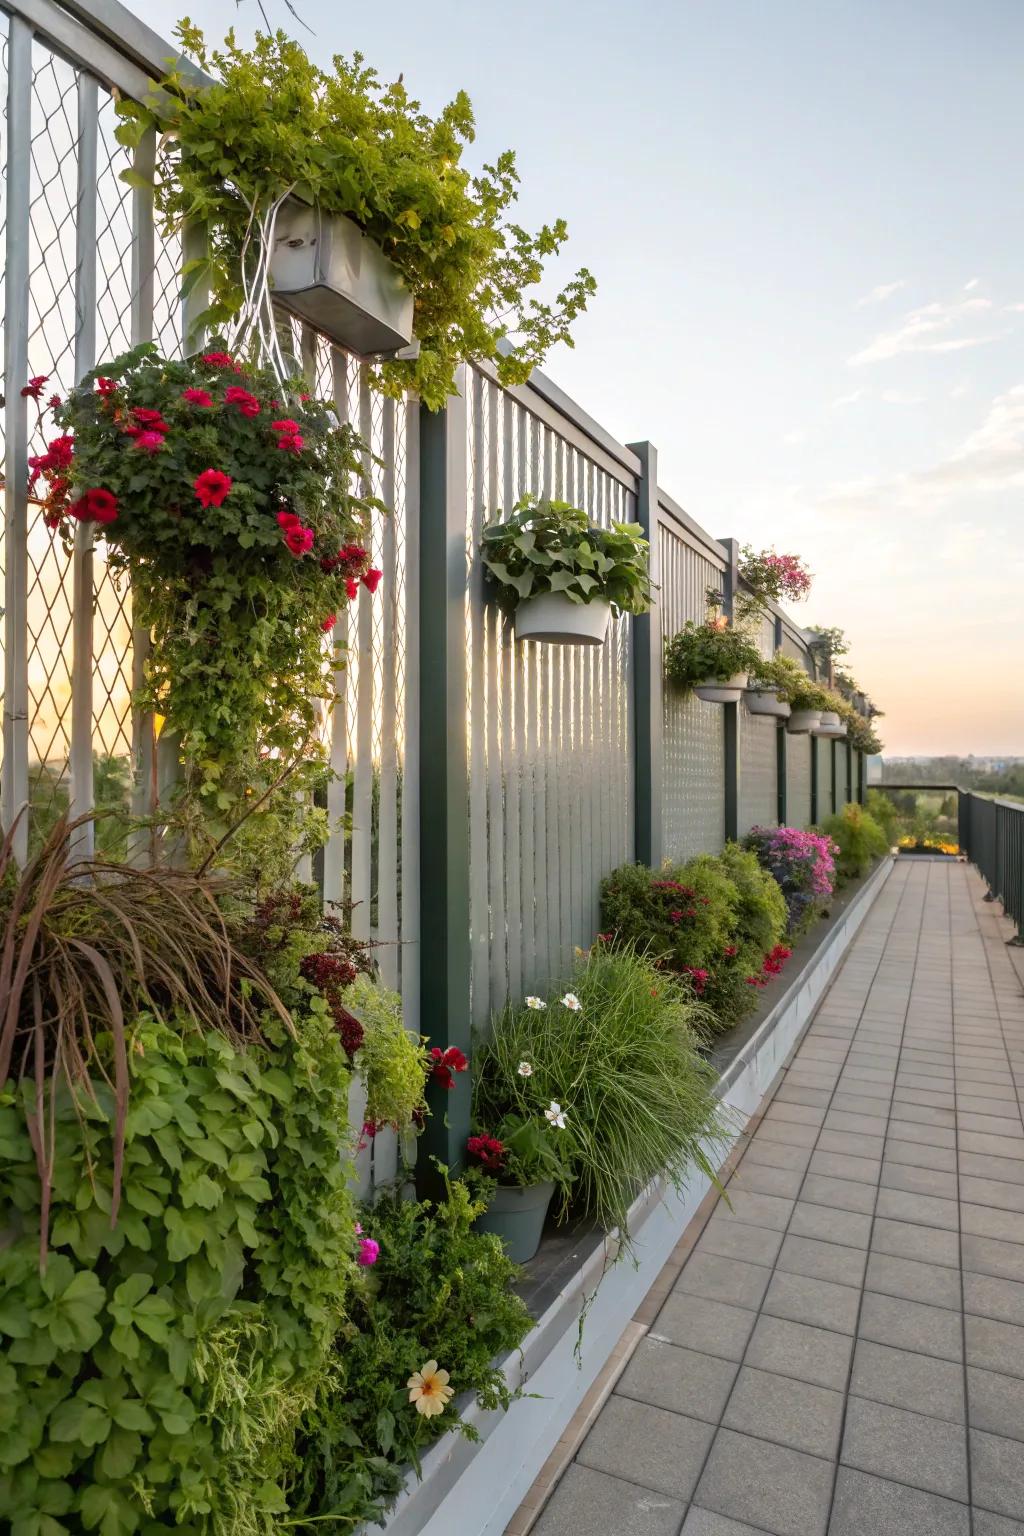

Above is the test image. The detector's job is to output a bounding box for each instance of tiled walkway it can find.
[532,860,1024,1536]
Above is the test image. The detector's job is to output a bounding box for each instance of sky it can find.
[182,0,1024,756]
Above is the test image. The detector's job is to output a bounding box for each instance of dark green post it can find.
[810,735,819,825]
[721,537,740,843]
[846,740,854,806]
[628,441,662,868]
[417,382,471,1191]
[774,616,787,825]
[830,737,838,816]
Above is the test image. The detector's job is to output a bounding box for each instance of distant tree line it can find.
[880,757,1024,798]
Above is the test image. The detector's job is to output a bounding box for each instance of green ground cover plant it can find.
[821,803,889,883]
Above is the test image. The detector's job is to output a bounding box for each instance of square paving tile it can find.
[864,1250,961,1310]
[963,1204,1024,1245]
[682,1512,769,1536]
[799,1173,876,1214]
[693,1427,834,1536]
[961,1175,1024,1214]
[697,1216,785,1268]
[742,1139,815,1174]
[963,1233,1024,1284]
[968,1365,1024,1441]
[716,1188,795,1233]
[616,1338,739,1425]
[788,1201,873,1249]
[576,1396,715,1501]
[722,1365,844,1459]
[874,1186,959,1231]
[763,1269,861,1334]
[744,1314,853,1390]
[654,1293,757,1362]
[675,1251,772,1311]
[850,1338,965,1422]
[858,1291,964,1361]
[754,1119,819,1150]
[728,1162,805,1201]
[830,1465,971,1534]
[532,1464,686,1536]
[880,1161,958,1200]
[973,1513,1024,1536]
[965,1315,1024,1380]
[817,1128,885,1160]
[970,1428,1024,1522]
[825,1109,889,1137]
[886,1137,959,1172]
[961,1132,1024,1161]
[887,1118,957,1148]
[776,1233,868,1289]
[840,1396,968,1501]
[872,1216,960,1268]
[964,1271,1024,1328]
[808,1149,881,1186]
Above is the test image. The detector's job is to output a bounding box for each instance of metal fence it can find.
[0,0,867,1183]
[962,793,1024,939]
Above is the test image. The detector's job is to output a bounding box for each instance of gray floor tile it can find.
[532,1464,686,1536]
[776,1233,868,1289]
[874,1186,959,1230]
[893,1086,956,1109]
[971,1428,1024,1522]
[817,1128,886,1160]
[850,1338,965,1422]
[763,1269,861,1334]
[973,1512,1024,1536]
[959,1113,1024,1140]
[808,1149,881,1186]
[697,1216,785,1268]
[616,1338,739,1425]
[675,1251,772,1311]
[958,1094,1021,1118]
[885,1137,959,1173]
[728,1162,805,1200]
[962,1151,1024,1187]
[840,1395,968,1501]
[764,1101,827,1129]
[963,1203,1024,1244]
[694,1427,834,1536]
[872,1216,960,1268]
[799,1173,876,1214]
[965,1315,1024,1380]
[963,1233,1024,1284]
[887,1118,957,1148]
[965,1271,1024,1327]
[754,1119,819,1150]
[865,1250,961,1310]
[968,1365,1024,1441]
[654,1293,757,1362]
[858,1291,964,1361]
[715,1188,795,1233]
[829,1467,970,1535]
[774,1084,832,1109]
[682,1512,769,1536]
[789,1201,873,1249]
[825,1109,889,1137]
[832,1091,892,1118]
[961,1132,1024,1161]
[576,1396,715,1501]
[880,1161,958,1200]
[890,1100,956,1127]
[722,1366,844,1459]
[961,1174,1024,1213]
[742,1139,815,1174]
[744,1314,853,1390]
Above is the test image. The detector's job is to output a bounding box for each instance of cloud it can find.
[782,430,807,446]
[964,277,981,291]
[857,280,906,307]
[950,382,971,399]
[880,389,924,405]
[1004,302,1024,313]
[848,296,1000,366]
[832,389,865,408]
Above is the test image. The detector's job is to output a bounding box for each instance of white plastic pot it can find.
[270,201,415,358]
[814,710,847,738]
[745,687,791,722]
[787,708,822,734]
[514,592,611,646]
[694,673,748,704]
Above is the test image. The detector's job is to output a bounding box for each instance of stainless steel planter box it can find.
[270,202,415,357]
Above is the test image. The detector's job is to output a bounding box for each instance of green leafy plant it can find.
[738,547,812,605]
[865,789,901,845]
[284,1175,532,1527]
[32,344,380,850]
[664,616,762,690]
[347,974,429,1131]
[480,498,652,616]
[468,1050,577,1192]
[473,945,728,1240]
[717,842,788,970]
[117,25,596,411]
[847,710,884,754]
[821,803,889,883]
[807,625,850,662]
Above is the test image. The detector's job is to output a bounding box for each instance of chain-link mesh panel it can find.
[465,367,635,1026]
[739,711,777,835]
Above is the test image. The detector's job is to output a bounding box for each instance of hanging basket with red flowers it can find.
[32,341,383,850]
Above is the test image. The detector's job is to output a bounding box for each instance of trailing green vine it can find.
[116,24,596,410]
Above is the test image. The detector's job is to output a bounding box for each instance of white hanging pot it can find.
[745,687,791,722]
[514,591,611,645]
[814,710,847,738]
[694,673,748,704]
[787,708,822,734]
[270,200,415,358]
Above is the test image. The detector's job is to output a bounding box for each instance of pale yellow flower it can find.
[407,1360,454,1417]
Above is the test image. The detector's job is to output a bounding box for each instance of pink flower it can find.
[47,394,61,410]
[357,1237,380,1267]
[134,430,165,453]
[194,469,232,508]
[183,387,213,407]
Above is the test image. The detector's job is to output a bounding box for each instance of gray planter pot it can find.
[475,1180,555,1263]
[787,708,822,734]
[814,710,848,738]
[514,592,610,646]
[745,687,791,722]
[270,200,415,358]
[694,672,748,705]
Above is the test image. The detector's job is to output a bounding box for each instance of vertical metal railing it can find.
[962,791,1024,938]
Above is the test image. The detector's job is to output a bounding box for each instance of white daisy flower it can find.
[544,1101,568,1130]
[525,996,547,1010]
[517,1060,534,1077]
[561,992,582,1011]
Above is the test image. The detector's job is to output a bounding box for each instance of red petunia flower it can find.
[194,468,233,508]
[95,377,118,397]
[21,375,49,399]
[321,613,337,633]
[276,431,304,454]
[224,385,260,418]
[284,526,314,557]
[182,387,213,407]
[270,418,301,434]
[201,351,235,369]
[276,510,302,533]
[47,394,62,410]
[345,576,360,601]
[429,1045,469,1090]
[362,567,383,594]
[466,1135,507,1174]
[70,487,118,525]
[131,407,167,429]
[133,430,165,454]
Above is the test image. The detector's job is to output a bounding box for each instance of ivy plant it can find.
[115,25,596,411]
[480,498,652,616]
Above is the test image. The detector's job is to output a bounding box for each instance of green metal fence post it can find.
[417,379,471,1191]
[721,537,740,842]
[628,441,662,868]
[846,739,854,806]
[831,737,838,816]
[774,616,787,825]
[810,735,819,825]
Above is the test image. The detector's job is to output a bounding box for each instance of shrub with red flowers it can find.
[33,341,384,851]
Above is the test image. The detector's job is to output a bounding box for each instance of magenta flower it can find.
[357,1237,380,1266]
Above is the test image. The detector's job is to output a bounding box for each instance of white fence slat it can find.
[400,397,421,1036]
[468,369,490,1026]
[323,347,351,908]
[349,368,374,939]
[375,396,399,984]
